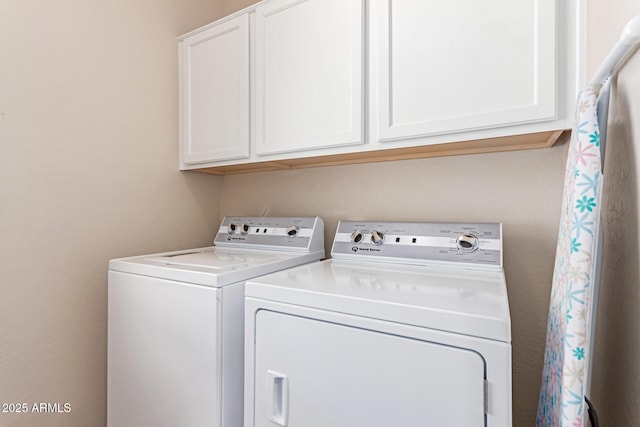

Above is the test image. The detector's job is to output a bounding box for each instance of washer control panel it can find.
[215,216,324,251]
[332,221,502,270]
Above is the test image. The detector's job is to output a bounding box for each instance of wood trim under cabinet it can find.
[189,130,567,175]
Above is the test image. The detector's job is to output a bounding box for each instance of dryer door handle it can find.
[267,370,289,426]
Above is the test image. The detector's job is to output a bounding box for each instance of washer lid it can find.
[109,247,324,287]
[245,259,511,342]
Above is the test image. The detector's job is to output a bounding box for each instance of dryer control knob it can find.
[286,225,299,237]
[350,230,364,244]
[241,224,250,235]
[371,230,385,246]
[228,223,238,235]
[456,233,479,252]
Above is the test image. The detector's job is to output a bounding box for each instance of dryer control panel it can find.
[215,216,324,253]
[331,221,502,271]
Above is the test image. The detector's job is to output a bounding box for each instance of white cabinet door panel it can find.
[372,0,557,142]
[252,310,486,427]
[255,0,364,155]
[181,15,250,165]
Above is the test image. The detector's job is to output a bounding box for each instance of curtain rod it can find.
[589,15,640,87]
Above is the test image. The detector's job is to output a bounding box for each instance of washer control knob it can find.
[456,233,479,252]
[241,224,250,235]
[286,225,299,237]
[371,230,385,246]
[228,223,238,235]
[350,230,364,244]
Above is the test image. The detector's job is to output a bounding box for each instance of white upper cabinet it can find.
[370,0,557,143]
[254,0,365,156]
[179,14,250,166]
[178,0,579,173]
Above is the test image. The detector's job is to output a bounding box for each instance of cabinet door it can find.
[371,0,557,143]
[180,15,250,166]
[255,0,364,156]
[252,311,486,427]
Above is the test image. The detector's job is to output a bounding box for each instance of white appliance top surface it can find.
[109,216,325,287]
[109,246,324,287]
[246,259,511,342]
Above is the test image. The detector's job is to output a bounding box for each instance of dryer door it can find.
[252,310,486,427]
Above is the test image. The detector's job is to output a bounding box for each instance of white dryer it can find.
[108,216,324,427]
[244,220,511,427]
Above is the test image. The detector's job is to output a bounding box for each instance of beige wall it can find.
[221,0,258,15]
[1,0,638,426]
[588,1,640,425]
[0,1,223,426]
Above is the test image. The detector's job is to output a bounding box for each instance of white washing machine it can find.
[244,220,511,427]
[107,216,324,427]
